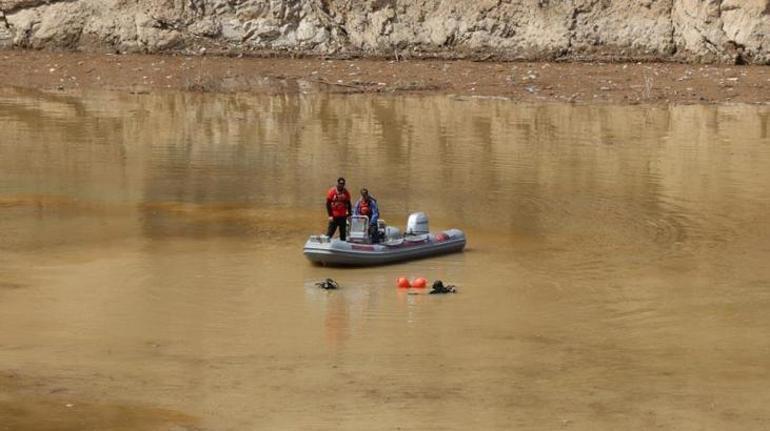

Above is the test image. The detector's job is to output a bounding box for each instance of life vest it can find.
[358,199,371,216]
[327,187,350,218]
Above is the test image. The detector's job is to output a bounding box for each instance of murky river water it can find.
[1,87,770,430]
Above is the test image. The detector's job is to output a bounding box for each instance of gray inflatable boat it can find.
[304,212,466,266]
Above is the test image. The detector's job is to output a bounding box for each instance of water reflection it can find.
[1,87,770,429]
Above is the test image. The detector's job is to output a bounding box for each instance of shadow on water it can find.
[0,373,200,431]
[0,282,25,290]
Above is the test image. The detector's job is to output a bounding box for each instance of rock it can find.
[570,0,675,58]
[218,18,243,42]
[0,11,12,46]
[0,0,769,63]
[1,0,53,14]
[27,1,85,49]
[673,0,770,64]
[189,17,221,38]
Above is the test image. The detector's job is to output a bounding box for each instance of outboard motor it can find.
[406,212,429,235]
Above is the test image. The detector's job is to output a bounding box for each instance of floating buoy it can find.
[397,277,411,288]
[412,277,427,288]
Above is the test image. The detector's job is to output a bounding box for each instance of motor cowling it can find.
[406,212,429,235]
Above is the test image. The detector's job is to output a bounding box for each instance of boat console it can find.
[347,215,370,243]
[347,215,400,244]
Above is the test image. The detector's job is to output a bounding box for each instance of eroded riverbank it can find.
[3,50,770,104]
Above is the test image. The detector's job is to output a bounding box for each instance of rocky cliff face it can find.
[1,0,769,64]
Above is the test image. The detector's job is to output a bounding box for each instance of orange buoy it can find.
[412,277,427,288]
[397,277,411,288]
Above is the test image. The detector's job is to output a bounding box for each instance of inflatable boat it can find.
[304,212,466,266]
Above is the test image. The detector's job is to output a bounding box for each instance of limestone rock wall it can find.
[1,0,769,63]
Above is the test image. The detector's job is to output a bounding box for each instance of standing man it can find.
[326,177,352,241]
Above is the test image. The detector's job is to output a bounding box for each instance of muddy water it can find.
[1,87,770,430]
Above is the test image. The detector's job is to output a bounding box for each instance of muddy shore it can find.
[2,50,770,104]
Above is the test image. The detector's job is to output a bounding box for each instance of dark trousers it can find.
[327,217,347,241]
[369,225,380,243]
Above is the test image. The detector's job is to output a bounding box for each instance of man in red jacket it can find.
[326,177,352,241]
